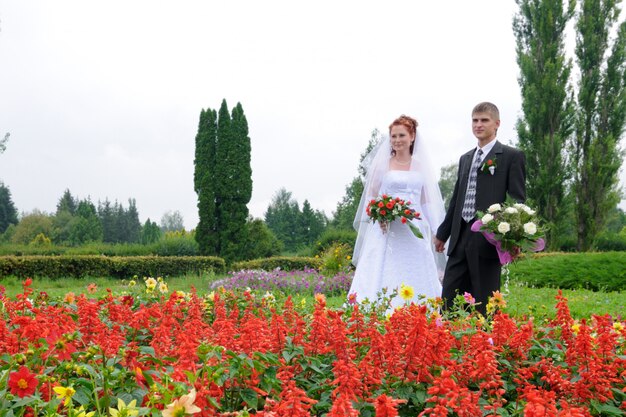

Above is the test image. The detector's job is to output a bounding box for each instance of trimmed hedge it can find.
[509,251,626,292]
[0,255,225,279]
[230,256,323,272]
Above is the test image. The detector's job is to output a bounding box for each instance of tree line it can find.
[2,0,624,256]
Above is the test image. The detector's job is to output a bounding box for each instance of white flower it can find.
[497,222,511,234]
[513,203,528,210]
[145,277,157,291]
[481,213,494,223]
[524,207,536,215]
[487,203,502,213]
[505,207,519,214]
[523,222,537,235]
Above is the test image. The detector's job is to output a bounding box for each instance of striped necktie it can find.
[461,149,483,222]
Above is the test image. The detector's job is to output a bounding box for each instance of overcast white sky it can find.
[1,1,624,229]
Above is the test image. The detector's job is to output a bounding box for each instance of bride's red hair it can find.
[389,115,418,137]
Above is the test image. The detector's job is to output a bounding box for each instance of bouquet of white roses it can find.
[470,202,545,264]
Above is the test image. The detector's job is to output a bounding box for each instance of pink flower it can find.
[463,292,476,305]
[162,388,201,417]
[347,293,357,306]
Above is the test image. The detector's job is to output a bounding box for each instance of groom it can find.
[434,102,526,314]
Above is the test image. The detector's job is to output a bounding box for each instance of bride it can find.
[349,115,447,309]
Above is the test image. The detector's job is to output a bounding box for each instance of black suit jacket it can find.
[436,141,526,256]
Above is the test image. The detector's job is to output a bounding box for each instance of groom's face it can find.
[472,111,500,142]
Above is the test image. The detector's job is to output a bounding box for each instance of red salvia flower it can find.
[373,394,406,417]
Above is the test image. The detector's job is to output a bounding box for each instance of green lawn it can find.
[1,274,624,319]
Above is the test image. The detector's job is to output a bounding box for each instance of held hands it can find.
[433,236,446,253]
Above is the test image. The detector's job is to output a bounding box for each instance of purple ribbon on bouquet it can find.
[471,220,545,265]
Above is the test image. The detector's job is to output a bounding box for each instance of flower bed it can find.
[1,279,625,416]
[211,268,353,297]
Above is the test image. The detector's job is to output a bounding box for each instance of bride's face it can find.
[390,125,414,154]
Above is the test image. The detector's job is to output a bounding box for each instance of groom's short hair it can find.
[472,102,500,121]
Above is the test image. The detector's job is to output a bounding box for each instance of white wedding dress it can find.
[349,170,442,309]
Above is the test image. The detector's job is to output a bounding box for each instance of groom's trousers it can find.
[441,219,501,315]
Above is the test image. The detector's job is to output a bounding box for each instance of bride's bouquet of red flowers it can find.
[366,194,423,238]
[471,202,546,264]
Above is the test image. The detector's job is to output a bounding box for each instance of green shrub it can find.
[311,228,357,256]
[151,231,199,256]
[29,233,52,247]
[509,251,626,291]
[319,242,354,277]
[0,255,225,279]
[230,256,322,272]
[594,230,626,251]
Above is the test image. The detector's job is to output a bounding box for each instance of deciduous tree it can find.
[573,0,626,250]
[513,0,576,249]
[332,129,380,230]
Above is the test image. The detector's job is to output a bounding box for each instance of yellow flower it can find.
[613,321,624,332]
[159,282,169,294]
[263,291,276,303]
[109,398,139,417]
[53,385,76,406]
[571,322,581,334]
[486,290,507,314]
[300,298,306,308]
[162,388,201,417]
[128,280,136,287]
[207,291,215,301]
[490,290,507,307]
[399,284,415,301]
[75,406,95,417]
[345,255,351,260]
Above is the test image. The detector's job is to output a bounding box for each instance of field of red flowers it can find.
[1,278,625,417]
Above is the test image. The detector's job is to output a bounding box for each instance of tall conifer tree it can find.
[194,108,219,254]
[217,102,252,262]
[573,0,626,250]
[513,0,576,249]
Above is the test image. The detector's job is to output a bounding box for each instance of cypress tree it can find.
[194,108,219,255]
[217,102,252,262]
[573,0,626,250]
[513,0,576,249]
